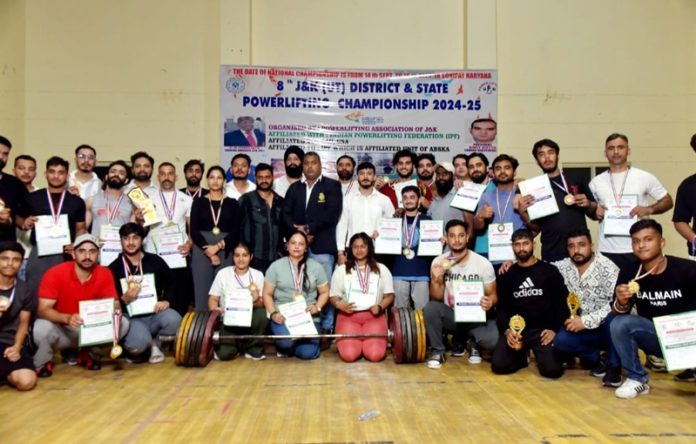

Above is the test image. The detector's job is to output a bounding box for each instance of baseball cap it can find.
[73,233,100,249]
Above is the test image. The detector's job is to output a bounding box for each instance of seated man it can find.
[108,223,181,364]
[424,220,497,369]
[0,241,37,391]
[492,229,568,379]
[611,219,696,399]
[552,229,621,387]
[33,234,128,376]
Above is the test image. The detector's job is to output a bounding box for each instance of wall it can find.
[0,0,26,152]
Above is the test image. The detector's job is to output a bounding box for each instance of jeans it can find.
[610,314,662,383]
[270,319,321,360]
[423,300,498,354]
[553,313,619,367]
[123,309,182,356]
[309,251,335,331]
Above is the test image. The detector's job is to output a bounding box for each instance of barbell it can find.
[163,307,427,367]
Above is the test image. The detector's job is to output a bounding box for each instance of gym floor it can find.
[1,347,695,443]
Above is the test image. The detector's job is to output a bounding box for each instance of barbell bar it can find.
[162,307,426,367]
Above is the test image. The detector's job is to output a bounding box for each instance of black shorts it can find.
[0,344,34,380]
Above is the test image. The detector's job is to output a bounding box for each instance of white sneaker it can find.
[427,354,445,369]
[276,351,289,358]
[468,345,482,365]
[615,378,650,399]
[148,345,165,364]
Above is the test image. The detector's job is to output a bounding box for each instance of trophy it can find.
[127,188,161,227]
[567,292,581,319]
[508,314,526,350]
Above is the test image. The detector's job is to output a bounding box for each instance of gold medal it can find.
[292,292,304,301]
[110,344,123,360]
[628,280,640,294]
[0,296,9,312]
[441,258,454,271]
[128,279,141,291]
[212,226,221,236]
[497,223,506,233]
[51,225,63,236]
[403,247,411,257]
[563,194,575,206]
[614,208,624,217]
[249,283,258,292]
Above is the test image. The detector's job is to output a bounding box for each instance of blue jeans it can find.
[309,251,335,331]
[270,319,321,360]
[553,313,619,367]
[123,309,182,356]
[610,314,662,383]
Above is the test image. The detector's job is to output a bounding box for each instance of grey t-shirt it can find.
[265,257,327,307]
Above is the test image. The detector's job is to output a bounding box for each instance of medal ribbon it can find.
[208,196,223,228]
[46,190,66,225]
[1,286,16,308]
[288,259,305,293]
[112,310,121,342]
[344,179,354,197]
[186,188,202,199]
[633,256,665,282]
[159,191,177,222]
[609,168,629,207]
[402,213,420,248]
[105,191,125,224]
[495,188,514,224]
[355,264,370,294]
[551,170,571,194]
[233,267,254,288]
[122,255,144,283]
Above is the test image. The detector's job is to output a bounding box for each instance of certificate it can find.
[278,300,318,336]
[450,182,486,212]
[223,288,253,327]
[518,174,559,220]
[78,299,114,346]
[35,214,71,256]
[346,273,379,311]
[653,311,696,372]
[603,194,638,236]
[418,220,444,256]
[487,223,515,262]
[374,218,402,255]
[127,188,161,227]
[120,273,157,317]
[155,224,187,269]
[99,224,122,266]
[393,179,418,208]
[452,280,486,323]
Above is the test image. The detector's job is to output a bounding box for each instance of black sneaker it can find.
[451,343,466,357]
[674,369,696,382]
[590,360,607,378]
[427,353,445,369]
[603,366,622,387]
[645,355,667,373]
[36,361,54,378]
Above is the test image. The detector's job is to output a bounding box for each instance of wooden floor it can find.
[1,346,696,444]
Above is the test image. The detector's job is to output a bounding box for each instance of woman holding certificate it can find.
[190,166,240,311]
[208,241,268,360]
[262,231,329,360]
[329,233,394,362]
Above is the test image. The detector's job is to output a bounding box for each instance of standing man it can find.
[424,220,497,369]
[0,241,37,391]
[0,136,29,243]
[17,157,86,288]
[589,133,672,274]
[180,159,208,199]
[282,151,342,338]
[273,145,304,198]
[108,223,181,364]
[428,162,465,223]
[521,139,597,261]
[416,153,436,209]
[551,228,621,387]
[611,220,696,398]
[672,133,696,259]
[467,152,495,254]
[492,229,568,379]
[85,160,133,237]
[33,234,128,376]
[224,116,266,147]
[225,154,256,200]
[12,155,37,280]
[377,149,418,210]
[336,162,395,265]
[126,151,159,196]
[336,154,358,198]
[68,144,101,200]
[238,163,284,273]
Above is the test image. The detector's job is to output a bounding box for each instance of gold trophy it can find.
[508,314,526,350]
[127,188,161,227]
[567,292,581,319]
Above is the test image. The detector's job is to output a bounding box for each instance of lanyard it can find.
[159,191,177,222]
[609,169,630,206]
[233,267,254,288]
[46,190,66,224]
[355,264,370,294]
[402,213,420,248]
[104,191,124,224]
[288,258,305,292]
[495,188,514,224]
[208,196,223,227]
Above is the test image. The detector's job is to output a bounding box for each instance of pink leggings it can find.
[335,311,388,362]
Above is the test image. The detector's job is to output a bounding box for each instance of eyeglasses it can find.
[77,154,96,161]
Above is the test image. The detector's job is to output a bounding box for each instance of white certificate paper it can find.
[653,310,696,372]
[518,174,559,220]
[603,194,638,236]
[155,225,187,269]
[120,273,157,317]
[278,300,318,336]
[452,280,486,323]
[79,299,114,346]
[450,182,486,212]
[393,179,418,208]
[100,224,122,266]
[374,218,403,255]
[35,214,71,256]
[223,288,253,327]
[418,220,444,256]
[487,223,515,262]
[346,273,379,311]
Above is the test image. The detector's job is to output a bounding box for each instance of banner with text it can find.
[220,66,497,178]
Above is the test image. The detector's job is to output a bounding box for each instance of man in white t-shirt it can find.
[225,154,256,200]
[68,144,102,200]
[424,219,498,369]
[589,133,672,275]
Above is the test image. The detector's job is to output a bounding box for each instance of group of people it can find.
[0,131,695,402]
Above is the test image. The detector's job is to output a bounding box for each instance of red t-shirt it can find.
[38,261,118,315]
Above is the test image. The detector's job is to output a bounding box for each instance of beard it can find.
[435,178,454,196]
[571,253,593,266]
[418,172,433,182]
[515,250,533,261]
[134,172,151,182]
[186,176,201,187]
[470,171,486,184]
[337,169,353,181]
[106,178,125,189]
[285,164,302,179]
[257,181,272,191]
[540,161,558,174]
[495,177,514,185]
